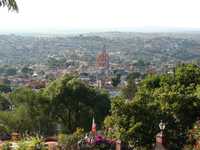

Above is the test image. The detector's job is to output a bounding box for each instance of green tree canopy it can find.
[111,74,121,87]
[0,84,11,93]
[4,87,54,135]
[0,75,111,136]
[21,66,33,75]
[43,74,111,133]
[104,64,200,149]
[0,94,11,111]
[121,72,141,100]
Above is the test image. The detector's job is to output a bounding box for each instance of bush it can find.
[58,128,84,150]
[2,142,11,150]
[18,137,46,150]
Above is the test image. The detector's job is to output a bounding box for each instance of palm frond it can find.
[0,0,18,12]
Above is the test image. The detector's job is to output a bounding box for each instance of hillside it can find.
[0,32,200,65]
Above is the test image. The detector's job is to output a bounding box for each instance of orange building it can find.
[96,46,109,70]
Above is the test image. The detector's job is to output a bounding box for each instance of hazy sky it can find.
[1,0,200,33]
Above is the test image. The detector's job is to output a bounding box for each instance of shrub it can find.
[2,142,11,150]
[18,137,46,150]
[58,128,84,150]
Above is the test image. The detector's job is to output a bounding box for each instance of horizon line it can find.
[1,26,200,35]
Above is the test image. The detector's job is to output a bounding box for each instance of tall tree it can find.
[104,64,200,149]
[44,75,111,133]
[121,72,140,100]
[8,87,54,135]
[111,74,121,87]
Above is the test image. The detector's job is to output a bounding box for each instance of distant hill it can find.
[0,32,200,65]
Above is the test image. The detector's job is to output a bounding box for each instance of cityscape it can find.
[1,32,200,97]
[1,0,200,149]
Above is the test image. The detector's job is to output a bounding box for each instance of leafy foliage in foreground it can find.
[58,128,84,150]
[1,64,200,149]
[104,64,200,149]
[43,75,110,133]
[0,0,18,11]
[0,75,111,136]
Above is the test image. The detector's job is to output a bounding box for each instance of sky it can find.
[1,0,200,33]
